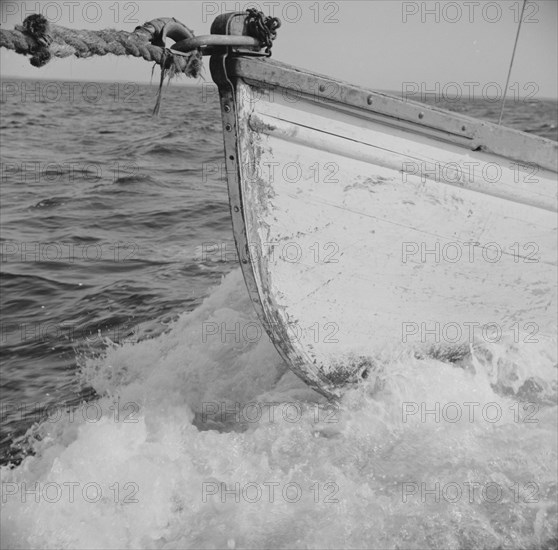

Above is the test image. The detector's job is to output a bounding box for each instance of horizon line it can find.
[2,75,557,102]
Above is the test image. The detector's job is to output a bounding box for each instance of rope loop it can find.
[19,14,53,66]
[1,14,204,115]
[2,13,202,78]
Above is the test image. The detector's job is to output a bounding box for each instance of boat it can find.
[4,11,553,398]
[173,11,558,397]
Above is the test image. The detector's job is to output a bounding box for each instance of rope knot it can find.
[245,9,281,56]
[20,14,53,66]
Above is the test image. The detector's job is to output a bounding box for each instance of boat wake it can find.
[1,269,556,549]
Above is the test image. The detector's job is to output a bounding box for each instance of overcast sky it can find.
[1,1,557,98]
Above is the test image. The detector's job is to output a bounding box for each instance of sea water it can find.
[0,80,556,549]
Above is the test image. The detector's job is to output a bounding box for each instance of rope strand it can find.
[498,0,528,125]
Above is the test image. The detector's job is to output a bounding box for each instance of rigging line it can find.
[498,0,528,125]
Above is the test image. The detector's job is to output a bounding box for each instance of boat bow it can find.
[208,12,558,397]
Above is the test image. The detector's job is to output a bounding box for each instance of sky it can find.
[1,0,557,99]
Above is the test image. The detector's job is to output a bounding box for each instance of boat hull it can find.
[211,55,558,397]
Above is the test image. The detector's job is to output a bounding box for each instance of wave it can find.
[1,269,556,549]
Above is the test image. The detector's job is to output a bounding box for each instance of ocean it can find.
[0,78,556,549]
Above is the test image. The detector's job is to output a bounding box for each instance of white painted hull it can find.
[212,56,558,397]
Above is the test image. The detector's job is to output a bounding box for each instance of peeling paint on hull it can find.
[212,56,558,398]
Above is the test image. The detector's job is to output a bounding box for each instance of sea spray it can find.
[1,269,556,549]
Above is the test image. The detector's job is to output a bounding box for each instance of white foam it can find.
[1,269,556,549]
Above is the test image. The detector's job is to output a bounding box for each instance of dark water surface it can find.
[1,81,234,456]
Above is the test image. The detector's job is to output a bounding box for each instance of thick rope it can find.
[0,14,202,76]
[0,14,203,115]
